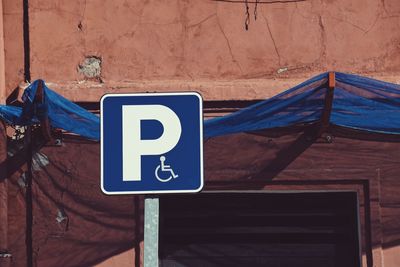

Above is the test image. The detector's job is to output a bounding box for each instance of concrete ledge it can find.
[17,74,400,102]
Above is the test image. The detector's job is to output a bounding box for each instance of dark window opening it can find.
[159,192,361,267]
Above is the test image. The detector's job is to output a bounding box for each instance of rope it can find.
[254,0,258,20]
[245,0,250,30]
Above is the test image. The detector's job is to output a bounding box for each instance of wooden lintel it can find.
[14,74,400,103]
[35,80,52,142]
[328,72,336,89]
[318,72,336,136]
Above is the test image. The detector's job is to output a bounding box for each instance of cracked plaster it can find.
[2,0,400,96]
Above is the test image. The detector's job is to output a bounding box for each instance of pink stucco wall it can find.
[2,1,400,266]
[3,0,400,99]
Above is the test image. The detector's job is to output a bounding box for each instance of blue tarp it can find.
[0,80,100,140]
[205,72,400,138]
[0,72,399,141]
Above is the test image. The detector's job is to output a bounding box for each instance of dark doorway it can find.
[159,192,361,267]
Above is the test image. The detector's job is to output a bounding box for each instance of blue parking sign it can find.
[101,92,203,194]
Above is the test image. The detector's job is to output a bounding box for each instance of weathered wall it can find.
[27,0,400,80]
[4,129,400,267]
[3,0,400,100]
[1,0,400,267]
[2,0,24,94]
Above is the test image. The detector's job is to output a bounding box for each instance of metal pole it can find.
[0,122,9,266]
[0,0,9,262]
[144,196,159,267]
[25,126,33,267]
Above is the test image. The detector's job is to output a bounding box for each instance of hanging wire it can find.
[254,0,259,20]
[245,0,250,30]
[213,0,306,3]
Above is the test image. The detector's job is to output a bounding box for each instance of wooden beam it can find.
[328,71,335,89]
[35,80,52,142]
[14,73,400,103]
[16,78,321,102]
[318,71,336,136]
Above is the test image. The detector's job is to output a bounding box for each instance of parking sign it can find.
[101,92,203,194]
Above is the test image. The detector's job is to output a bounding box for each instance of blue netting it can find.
[204,73,329,138]
[0,73,399,141]
[332,73,400,134]
[0,80,100,140]
[205,72,400,138]
[0,105,32,125]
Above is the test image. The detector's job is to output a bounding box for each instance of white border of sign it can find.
[100,92,204,195]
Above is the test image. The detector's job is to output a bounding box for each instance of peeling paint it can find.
[277,67,288,74]
[78,56,102,79]
[32,152,49,171]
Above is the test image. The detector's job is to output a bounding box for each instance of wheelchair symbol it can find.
[155,156,178,182]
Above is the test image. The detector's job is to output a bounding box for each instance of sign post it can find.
[144,197,159,267]
[101,92,203,266]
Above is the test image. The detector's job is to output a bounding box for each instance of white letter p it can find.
[122,105,181,181]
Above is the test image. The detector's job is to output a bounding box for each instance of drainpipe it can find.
[0,0,10,266]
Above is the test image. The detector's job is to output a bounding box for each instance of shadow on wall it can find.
[3,123,400,266]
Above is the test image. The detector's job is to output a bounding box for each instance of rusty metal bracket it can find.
[318,71,335,136]
[34,80,53,143]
